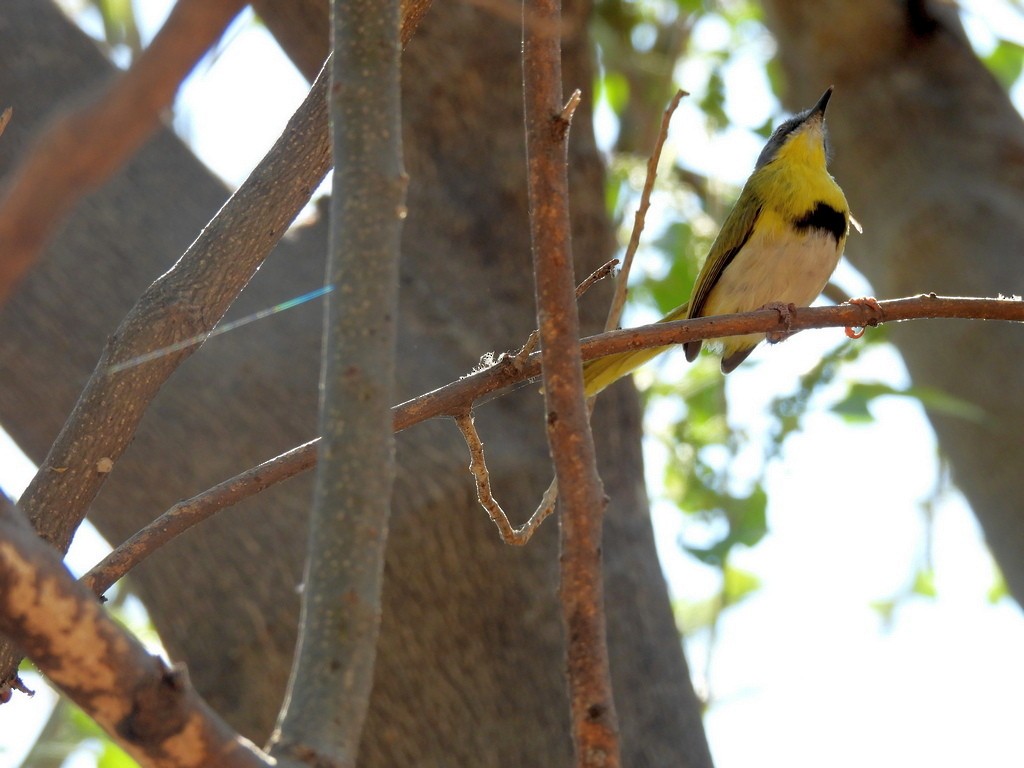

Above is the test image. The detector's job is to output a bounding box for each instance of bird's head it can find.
[755,87,833,171]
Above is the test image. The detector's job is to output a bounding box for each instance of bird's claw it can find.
[763,301,797,343]
[845,296,882,339]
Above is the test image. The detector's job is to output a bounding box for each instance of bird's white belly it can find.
[703,227,841,317]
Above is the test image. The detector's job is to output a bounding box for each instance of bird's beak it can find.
[812,86,833,118]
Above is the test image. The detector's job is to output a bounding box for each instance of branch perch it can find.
[75,295,1024,594]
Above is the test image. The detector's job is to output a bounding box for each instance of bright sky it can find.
[2,2,1023,767]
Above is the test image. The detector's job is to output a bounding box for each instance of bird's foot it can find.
[844,296,883,339]
[762,301,797,344]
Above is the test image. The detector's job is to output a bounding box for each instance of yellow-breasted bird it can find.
[583,87,851,395]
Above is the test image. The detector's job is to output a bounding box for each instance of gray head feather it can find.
[754,86,833,169]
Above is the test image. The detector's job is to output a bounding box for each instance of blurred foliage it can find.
[25,698,138,768]
[832,381,992,425]
[592,0,1015,695]
[91,0,142,58]
[988,568,1010,603]
[982,37,1024,88]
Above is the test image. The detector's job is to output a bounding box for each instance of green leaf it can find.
[673,0,705,14]
[699,67,729,132]
[684,539,731,567]
[603,161,629,220]
[911,567,937,599]
[983,38,1024,90]
[722,564,761,606]
[870,598,897,627]
[678,481,767,564]
[598,71,631,115]
[831,381,899,423]
[647,222,701,313]
[673,595,722,633]
[763,55,785,103]
[988,569,1009,604]
[98,740,137,768]
[731,486,768,547]
[90,0,142,57]
[831,381,989,425]
[902,385,989,424]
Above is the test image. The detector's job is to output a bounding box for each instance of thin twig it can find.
[513,257,619,368]
[454,412,557,545]
[79,295,1024,590]
[522,0,620,760]
[80,440,318,596]
[604,88,686,334]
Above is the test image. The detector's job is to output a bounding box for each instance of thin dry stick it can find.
[455,412,558,545]
[514,257,618,369]
[604,88,687,334]
[475,257,617,544]
[0,0,247,304]
[81,440,318,596]
[78,295,1024,591]
[509,92,685,542]
[522,0,620,759]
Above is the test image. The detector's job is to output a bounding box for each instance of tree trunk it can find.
[0,1,712,764]
[761,0,1024,606]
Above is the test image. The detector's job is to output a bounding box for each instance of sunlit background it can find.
[2,1,1023,766]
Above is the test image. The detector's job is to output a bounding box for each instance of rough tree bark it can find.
[0,1,711,765]
[762,0,1024,605]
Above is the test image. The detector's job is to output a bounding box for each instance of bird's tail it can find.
[582,301,690,396]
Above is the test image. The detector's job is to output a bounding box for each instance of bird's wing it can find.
[687,191,763,320]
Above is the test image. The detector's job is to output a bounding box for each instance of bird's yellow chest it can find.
[701,208,843,317]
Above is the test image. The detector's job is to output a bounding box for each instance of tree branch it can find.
[0,500,278,768]
[522,1,620,765]
[604,89,685,333]
[80,440,319,596]
[0,0,246,304]
[0,52,332,694]
[17,65,331,552]
[268,0,405,762]
[73,295,1024,594]
[454,411,558,544]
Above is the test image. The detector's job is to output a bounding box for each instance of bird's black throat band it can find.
[793,202,846,243]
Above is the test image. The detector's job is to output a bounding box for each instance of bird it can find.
[583,86,852,396]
